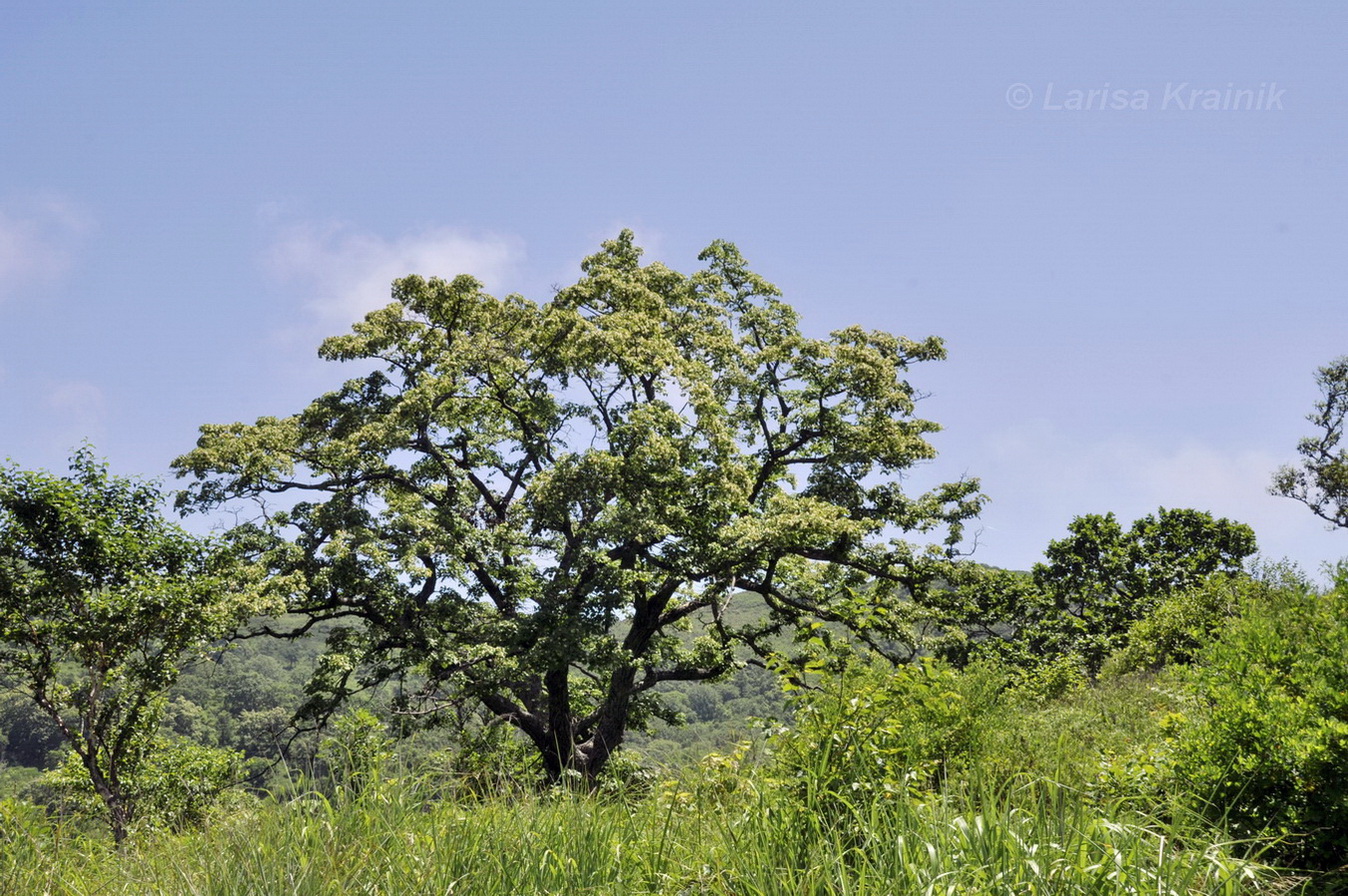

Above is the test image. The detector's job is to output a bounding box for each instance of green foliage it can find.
[627,662,787,766]
[0,797,58,891]
[1031,508,1256,674]
[922,565,1047,668]
[1169,564,1348,869]
[0,642,1287,891]
[173,231,984,781]
[317,709,393,795]
[44,736,243,834]
[989,671,1184,798]
[166,618,339,772]
[0,448,267,841]
[1036,508,1257,598]
[934,511,1254,681]
[772,657,1005,804]
[1272,355,1348,528]
[424,716,540,798]
[1102,573,1261,677]
[0,692,64,768]
[0,621,1303,890]
[1003,651,1088,702]
[931,510,1256,680]
[0,756,1274,895]
[771,652,1183,816]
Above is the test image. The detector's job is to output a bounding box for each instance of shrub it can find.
[770,657,1004,805]
[318,709,394,796]
[1169,564,1348,869]
[980,670,1183,797]
[44,736,243,834]
[1102,575,1245,677]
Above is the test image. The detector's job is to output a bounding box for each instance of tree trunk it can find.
[82,751,132,844]
[100,790,132,845]
[536,729,622,786]
[532,682,632,786]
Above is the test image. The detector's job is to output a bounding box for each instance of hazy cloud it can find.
[0,199,95,302]
[986,425,1279,520]
[44,380,108,447]
[267,221,523,324]
[970,422,1344,575]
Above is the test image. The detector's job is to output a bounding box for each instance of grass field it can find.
[0,750,1278,896]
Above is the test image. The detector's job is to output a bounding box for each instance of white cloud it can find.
[0,199,94,302]
[986,425,1276,517]
[964,422,1346,576]
[266,221,523,324]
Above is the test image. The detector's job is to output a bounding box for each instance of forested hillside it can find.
[3,610,789,794]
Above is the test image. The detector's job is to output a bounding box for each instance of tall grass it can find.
[0,758,1276,896]
[723,776,1270,896]
[0,661,1290,895]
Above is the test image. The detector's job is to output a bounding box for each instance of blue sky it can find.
[2,2,1346,575]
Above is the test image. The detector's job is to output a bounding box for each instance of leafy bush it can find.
[1003,651,1088,702]
[1103,575,1245,677]
[771,657,1005,804]
[43,736,243,834]
[318,709,393,796]
[424,718,540,798]
[979,670,1183,796]
[1169,564,1348,869]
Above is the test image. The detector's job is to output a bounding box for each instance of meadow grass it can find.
[0,758,1278,896]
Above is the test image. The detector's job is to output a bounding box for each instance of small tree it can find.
[0,448,264,842]
[1272,356,1348,528]
[174,231,984,783]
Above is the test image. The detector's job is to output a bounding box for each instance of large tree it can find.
[0,449,263,841]
[173,232,983,782]
[1272,356,1348,529]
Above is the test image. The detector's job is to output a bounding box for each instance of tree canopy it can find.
[1030,507,1256,672]
[930,508,1257,675]
[1034,507,1257,604]
[173,231,984,781]
[0,448,263,841]
[1272,356,1348,529]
